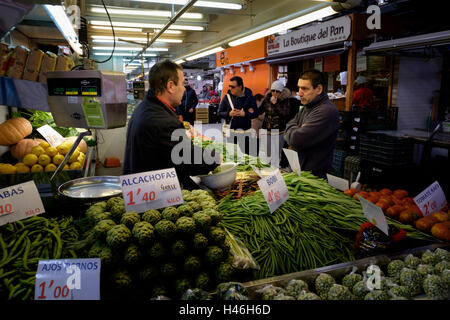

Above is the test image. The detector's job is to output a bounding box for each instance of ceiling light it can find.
[91,36,182,43]
[175,59,185,64]
[93,46,169,51]
[129,0,242,10]
[186,46,224,61]
[90,7,203,19]
[196,75,202,81]
[43,5,82,55]
[229,6,336,47]
[90,20,204,31]
[91,26,143,32]
[94,52,157,56]
[154,29,182,35]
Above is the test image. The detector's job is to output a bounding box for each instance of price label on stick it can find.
[120,168,183,212]
[35,259,100,300]
[357,194,389,235]
[0,181,45,227]
[326,174,349,191]
[37,124,65,148]
[282,148,301,176]
[413,181,447,216]
[257,169,289,213]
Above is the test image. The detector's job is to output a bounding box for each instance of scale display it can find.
[47,78,102,96]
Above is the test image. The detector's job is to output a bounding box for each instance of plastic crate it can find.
[359,132,413,166]
[343,155,360,183]
[331,149,347,176]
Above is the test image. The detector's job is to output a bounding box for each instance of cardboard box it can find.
[6,46,29,79]
[23,48,44,81]
[38,52,57,84]
[55,54,74,71]
[0,43,11,76]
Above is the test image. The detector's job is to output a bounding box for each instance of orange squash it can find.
[0,117,32,146]
[10,138,45,160]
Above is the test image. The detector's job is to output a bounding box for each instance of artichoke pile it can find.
[72,190,236,299]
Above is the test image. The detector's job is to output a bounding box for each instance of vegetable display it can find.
[0,216,79,300]
[0,117,32,146]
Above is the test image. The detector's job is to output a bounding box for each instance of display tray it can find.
[58,175,122,199]
[239,243,448,300]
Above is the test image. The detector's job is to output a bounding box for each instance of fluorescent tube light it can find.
[94,52,157,56]
[229,6,336,47]
[90,7,203,19]
[90,20,204,31]
[91,36,183,43]
[154,29,182,35]
[43,5,83,55]
[175,59,185,64]
[93,46,169,51]
[186,46,224,61]
[129,0,242,10]
[91,26,143,32]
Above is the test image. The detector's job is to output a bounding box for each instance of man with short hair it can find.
[176,78,198,125]
[123,60,218,189]
[284,69,340,178]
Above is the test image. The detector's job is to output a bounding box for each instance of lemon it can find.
[44,163,57,172]
[15,164,30,173]
[53,154,65,165]
[69,162,82,170]
[31,146,46,157]
[38,154,51,167]
[31,164,43,172]
[77,152,85,164]
[0,164,17,174]
[63,164,69,170]
[39,141,50,149]
[46,147,58,157]
[57,142,71,155]
[23,154,38,166]
[68,148,80,163]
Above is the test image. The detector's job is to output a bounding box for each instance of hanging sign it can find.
[356,52,368,72]
[120,168,183,212]
[37,124,65,148]
[267,16,351,55]
[257,169,289,213]
[314,57,323,71]
[413,181,447,216]
[35,259,101,300]
[357,194,389,236]
[0,181,45,226]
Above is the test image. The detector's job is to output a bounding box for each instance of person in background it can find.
[198,85,211,100]
[284,69,340,178]
[176,78,198,125]
[352,75,375,108]
[123,60,218,189]
[251,93,265,135]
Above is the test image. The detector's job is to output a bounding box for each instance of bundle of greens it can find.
[12,110,78,138]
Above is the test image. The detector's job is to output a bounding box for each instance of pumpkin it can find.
[0,117,33,146]
[63,136,88,154]
[10,138,45,160]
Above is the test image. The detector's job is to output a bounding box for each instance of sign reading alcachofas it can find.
[267,16,351,55]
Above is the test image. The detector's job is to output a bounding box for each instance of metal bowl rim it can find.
[58,175,122,199]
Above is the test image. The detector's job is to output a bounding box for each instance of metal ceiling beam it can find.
[126,0,197,66]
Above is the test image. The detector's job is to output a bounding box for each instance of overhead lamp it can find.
[240,65,244,73]
[91,26,143,33]
[90,7,203,19]
[94,52,157,56]
[129,0,242,10]
[196,75,202,81]
[90,20,204,31]
[92,39,182,44]
[43,5,82,55]
[185,46,224,61]
[228,6,336,47]
[228,68,234,75]
[93,46,169,51]
[248,63,254,72]
[175,59,185,64]
[154,29,182,35]
[91,36,183,43]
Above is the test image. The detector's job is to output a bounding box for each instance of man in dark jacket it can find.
[123,60,218,189]
[176,79,198,125]
[218,76,257,130]
[284,69,340,178]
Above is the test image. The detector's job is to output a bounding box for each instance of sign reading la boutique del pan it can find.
[267,16,352,55]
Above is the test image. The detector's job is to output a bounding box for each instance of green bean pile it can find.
[0,215,79,300]
[219,171,434,280]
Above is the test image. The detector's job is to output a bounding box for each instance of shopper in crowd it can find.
[352,75,375,108]
[284,69,340,178]
[123,60,218,189]
[176,78,198,125]
[258,80,292,166]
[251,93,265,135]
[198,85,211,100]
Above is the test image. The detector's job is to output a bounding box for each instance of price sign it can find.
[120,168,183,212]
[357,194,389,235]
[37,124,65,148]
[282,148,301,176]
[35,259,100,300]
[326,174,349,191]
[257,169,289,213]
[0,181,45,226]
[414,181,447,216]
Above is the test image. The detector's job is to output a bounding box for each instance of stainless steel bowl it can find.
[58,176,122,200]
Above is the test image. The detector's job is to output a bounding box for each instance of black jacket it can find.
[218,87,257,130]
[284,91,340,178]
[123,90,218,189]
[176,85,198,124]
[259,88,292,132]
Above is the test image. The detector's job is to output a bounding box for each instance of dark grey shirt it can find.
[284,92,340,178]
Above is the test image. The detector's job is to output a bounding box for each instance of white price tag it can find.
[37,124,65,148]
[357,194,389,235]
[0,181,45,226]
[326,174,349,191]
[282,148,301,176]
[35,259,101,300]
[120,168,183,212]
[413,181,447,216]
[257,169,289,213]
